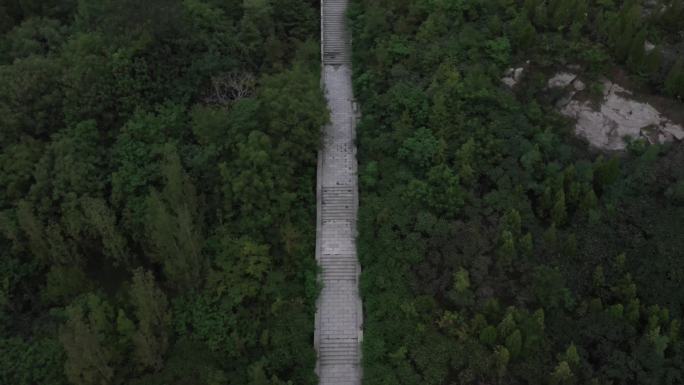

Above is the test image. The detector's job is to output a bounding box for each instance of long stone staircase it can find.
[315,0,362,384]
[322,0,352,65]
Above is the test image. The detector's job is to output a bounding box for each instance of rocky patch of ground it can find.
[550,72,684,150]
[502,65,684,151]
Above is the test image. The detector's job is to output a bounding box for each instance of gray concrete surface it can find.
[315,0,362,384]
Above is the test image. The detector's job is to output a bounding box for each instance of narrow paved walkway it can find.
[314,0,362,384]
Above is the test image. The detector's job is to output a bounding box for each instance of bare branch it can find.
[203,72,256,107]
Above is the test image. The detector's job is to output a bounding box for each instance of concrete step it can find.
[317,0,361,382]
[320,259,357,265]
[320,347,358,354]
[320,267,356,274]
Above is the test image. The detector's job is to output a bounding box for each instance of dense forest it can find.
[3,0,684,384]
[351,0,684,384]
[0,1,326,384]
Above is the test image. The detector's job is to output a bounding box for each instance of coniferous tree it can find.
[129,268,171,372]
[505,329,522,358]
[552,189,567,226]
[610,3,641,62]
[643,47,663,84]
[145,144,204,291]
[626,29,646,73]
[550,361,574,385]
[510,11,536,50]
[497,230,517,272]
[665,58,684,99]
[660,0,684,34]
[81,197,129,265]
[552,0,575,30]
[59,295,119,385]
[15,200,48,262]
[493,345,510,377]
[533,2,549,29]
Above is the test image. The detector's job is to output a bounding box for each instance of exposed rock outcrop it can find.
[551,76,684,150]
[502,67,525,88]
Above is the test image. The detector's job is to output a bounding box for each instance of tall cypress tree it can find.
[510,11,537,50]
[661,0,684,34]
[643,48,663,84]
[665,59,684,99]
[626,29,646,72]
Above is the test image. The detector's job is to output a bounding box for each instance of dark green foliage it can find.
[0,337,68,385]
[351,0,684,384]
[2,0,683,384]
[658,0,684,35]
[0,0,324,383]
[665,58,684,99]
